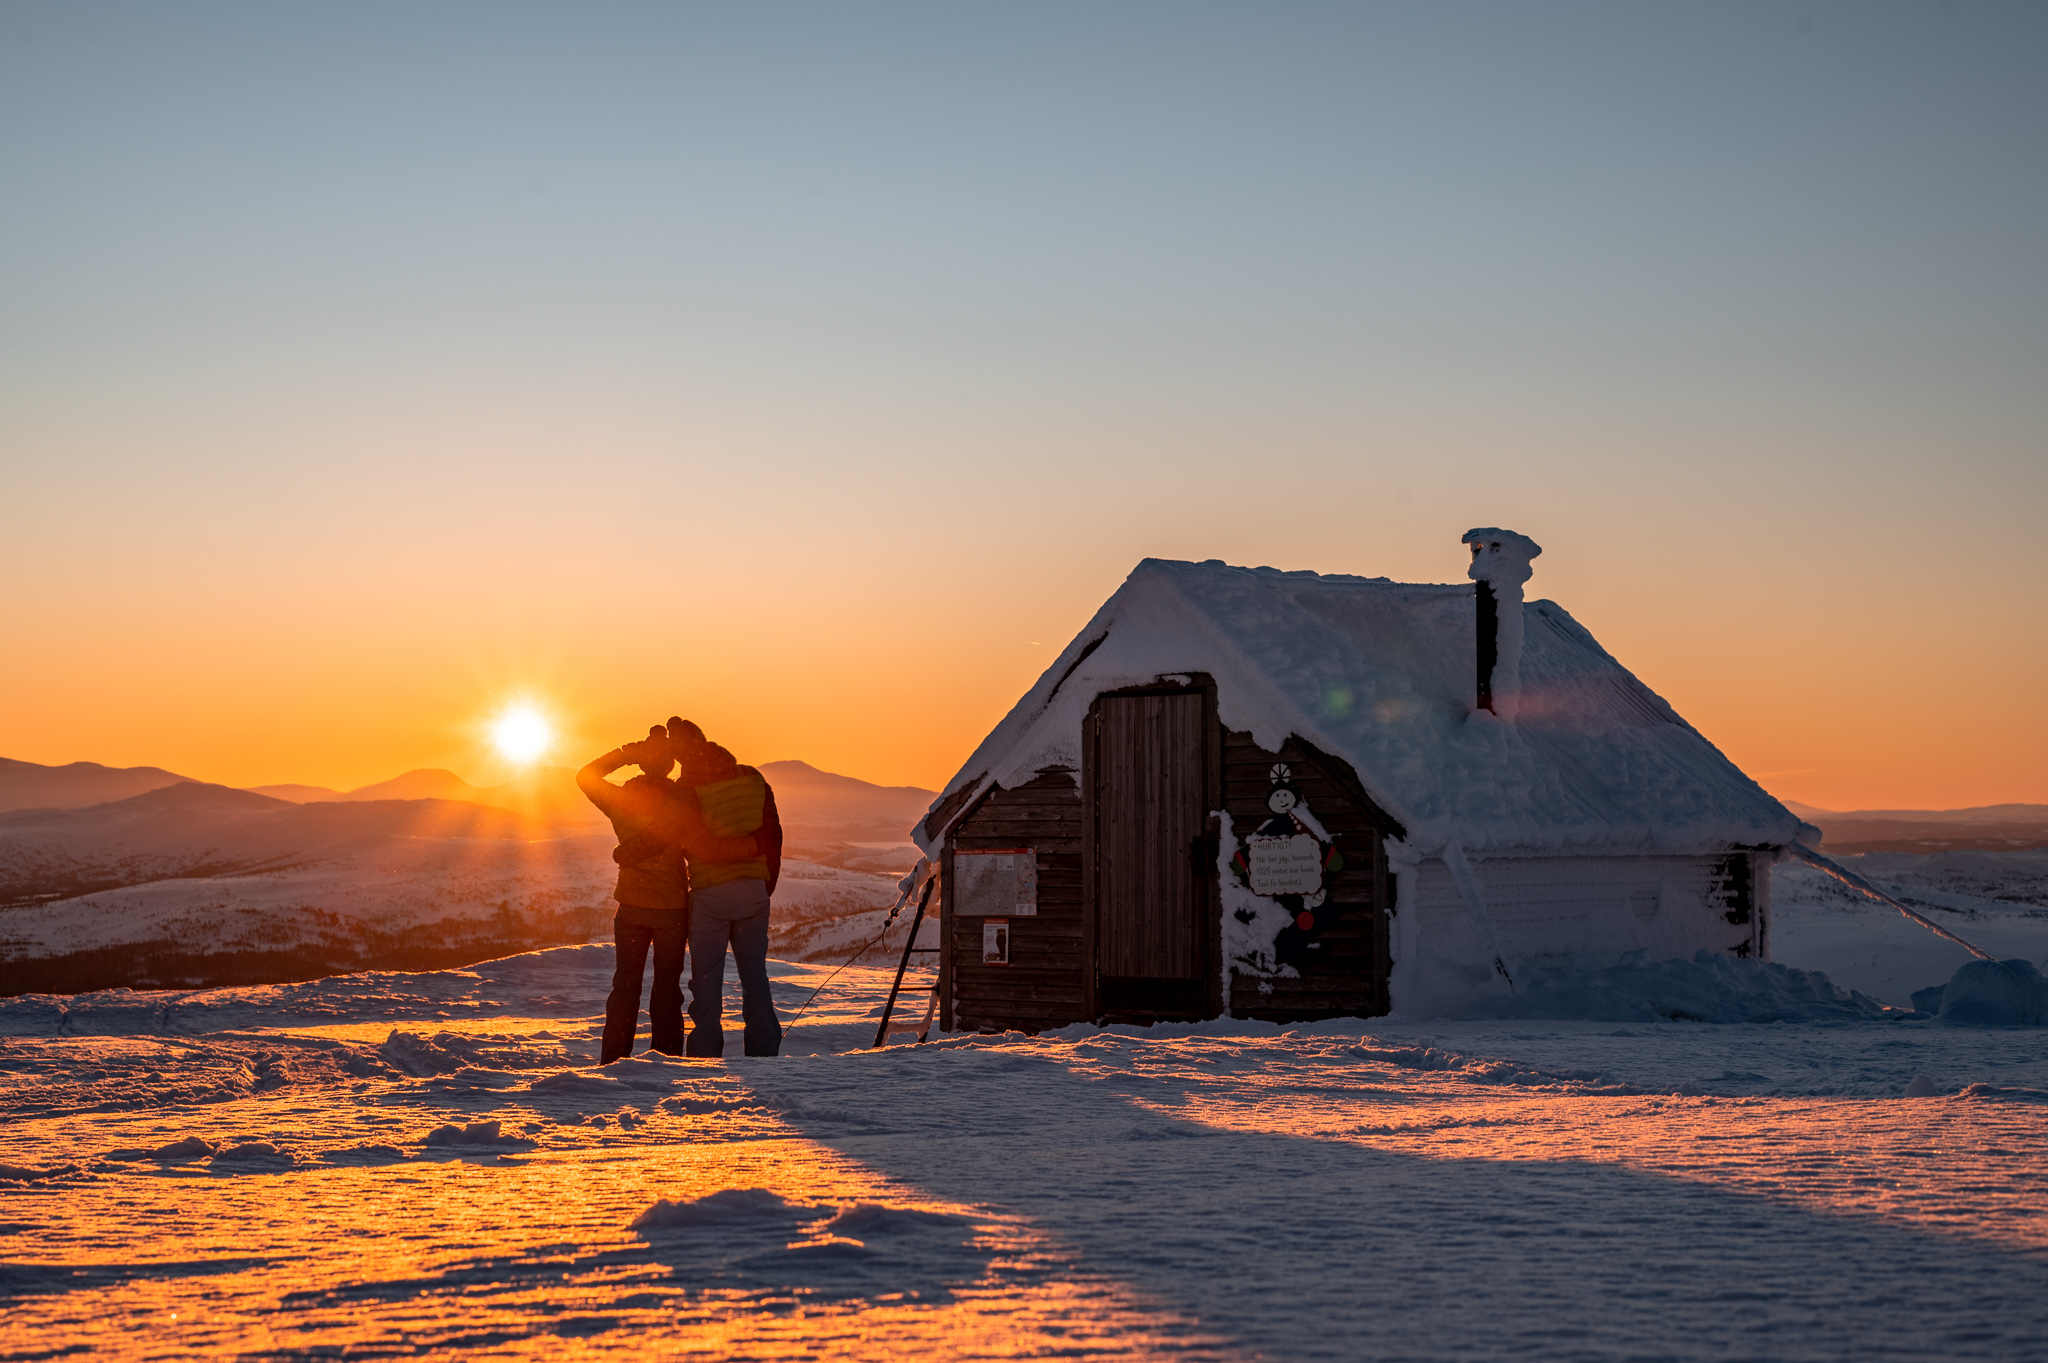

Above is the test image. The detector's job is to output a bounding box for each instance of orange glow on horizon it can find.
[0,516,2041,808]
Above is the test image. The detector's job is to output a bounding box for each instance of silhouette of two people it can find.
[577,717,784,1062]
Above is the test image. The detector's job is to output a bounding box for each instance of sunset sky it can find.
[3,1,2044,809]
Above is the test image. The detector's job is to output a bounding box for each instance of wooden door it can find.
[1092,691,1208,1012]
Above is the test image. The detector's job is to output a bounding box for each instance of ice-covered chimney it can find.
[1462,527,1542,719]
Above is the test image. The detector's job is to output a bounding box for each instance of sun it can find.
[491,705,553,765]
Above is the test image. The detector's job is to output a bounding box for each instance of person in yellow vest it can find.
[577,729,759,1063]
[613,717,785,1056]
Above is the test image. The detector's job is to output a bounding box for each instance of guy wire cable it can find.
[1786,842,1996,961]
[783,870,937,1034]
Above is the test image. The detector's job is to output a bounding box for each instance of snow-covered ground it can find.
[4,854,2046,1360]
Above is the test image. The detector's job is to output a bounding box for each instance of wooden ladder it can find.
[872,875,940,1047]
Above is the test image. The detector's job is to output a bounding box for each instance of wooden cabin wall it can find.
[942,768,1084,1034]
[1222,730,1394,1022]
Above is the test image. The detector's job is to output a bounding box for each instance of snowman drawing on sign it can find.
[1232,764,1345,968]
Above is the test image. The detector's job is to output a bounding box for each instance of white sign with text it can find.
[955,849,1038,916]
[1245,833,1323,896]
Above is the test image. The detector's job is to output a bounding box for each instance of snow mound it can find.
[526,1069,672,1098]
[211,1141,291,1166]
[1953,1082,2048,1103]
[150,1136,217,1160]
[379,1029,585,1075]
[631,1188,799,1231]
[422,1119,531,1148]
[1937,958,2048,1026]
[816,1203,971,1240]
[1436,950,1894,1024]
[0,1162,81,1183]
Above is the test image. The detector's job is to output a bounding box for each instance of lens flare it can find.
[491,706,552,765]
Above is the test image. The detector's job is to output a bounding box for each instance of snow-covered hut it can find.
[912,529,1811,1031]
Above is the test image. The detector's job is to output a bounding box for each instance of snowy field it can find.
[4,856,2047,1360]
[0,841,912,993]
[1773,850,2048,1005]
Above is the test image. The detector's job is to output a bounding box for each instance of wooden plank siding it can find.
[1222,729,1397,1022]
[937,695,1399,1032]
[942,768,1084,1034]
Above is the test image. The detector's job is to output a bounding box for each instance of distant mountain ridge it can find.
[250,767,603,827]
[0,781,550,907]
[755,760,935,842]
[1783,801,2048,854]
[248,759,936,842]
[1785,800,2048,824]
[0,757,939,907]
[4,753,937,839]
[0,758,198,813]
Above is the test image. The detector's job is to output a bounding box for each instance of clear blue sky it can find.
[2,1,2044,805]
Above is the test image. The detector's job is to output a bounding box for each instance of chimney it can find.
[1462,528,1542,718]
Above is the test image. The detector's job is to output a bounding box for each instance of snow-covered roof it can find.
[918,557,1805,859]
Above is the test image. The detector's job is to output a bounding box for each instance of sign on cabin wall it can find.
[955,848,1038,917]
[1225,764,1347,978]
[1245,833,1324,895]
[983,919,1010,964]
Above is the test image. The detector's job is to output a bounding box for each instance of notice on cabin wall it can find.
[1245,833,1324,896]
[955,849,1038,916]
[983,919,1010,965]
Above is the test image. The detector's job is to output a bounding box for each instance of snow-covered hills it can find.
[0,765,935,996]
[0,782,542,904]
[0,832,917,997]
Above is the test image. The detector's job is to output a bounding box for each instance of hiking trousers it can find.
[685,879,782,1057]
[602,904,688,1063]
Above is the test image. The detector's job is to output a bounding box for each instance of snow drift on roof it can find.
[917,558,1802,858]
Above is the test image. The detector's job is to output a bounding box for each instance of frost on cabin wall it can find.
[1217,765,1346,1006]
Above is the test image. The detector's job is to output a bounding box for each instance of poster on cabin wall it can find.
[955,849,1038,916]
[982,919,1010,965]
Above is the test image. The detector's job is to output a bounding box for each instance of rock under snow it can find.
[1938,957,2048,1026]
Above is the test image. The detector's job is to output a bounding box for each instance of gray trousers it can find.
[685,879,782,1057]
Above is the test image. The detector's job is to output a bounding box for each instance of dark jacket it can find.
[577,750,761,909]
[579,770,690,912]
[612,766,785,895]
